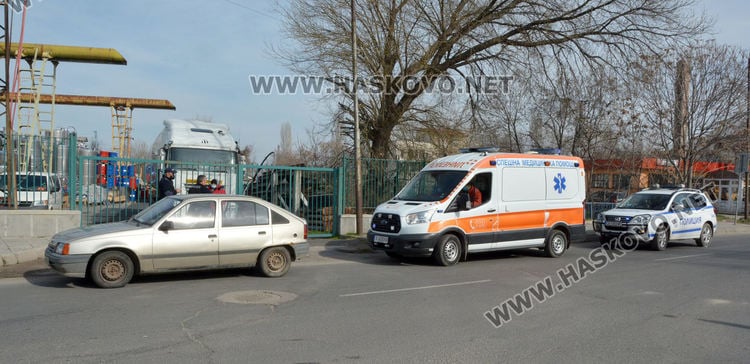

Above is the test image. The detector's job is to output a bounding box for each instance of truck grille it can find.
[370,213,401,233]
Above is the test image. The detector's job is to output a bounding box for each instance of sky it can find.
[6,0,750,162]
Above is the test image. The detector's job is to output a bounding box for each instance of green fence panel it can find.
[342,157,426,212]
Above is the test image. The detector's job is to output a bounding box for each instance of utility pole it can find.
[2,1,18,208]
[351,0,363,235]
[744,56,749,220]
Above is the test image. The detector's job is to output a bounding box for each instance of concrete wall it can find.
[0,210,81,238]
[339,214,373,236]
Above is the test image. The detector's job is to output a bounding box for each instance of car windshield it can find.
[395,170,466,202]
[616,193,671,211]
[131,196,182,225]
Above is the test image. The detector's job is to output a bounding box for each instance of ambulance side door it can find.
[456,171,499,252]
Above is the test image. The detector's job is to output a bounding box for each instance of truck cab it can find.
[0,172,64,209]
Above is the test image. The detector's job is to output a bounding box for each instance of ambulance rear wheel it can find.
[544,229,567,258]
[433,234,461,266]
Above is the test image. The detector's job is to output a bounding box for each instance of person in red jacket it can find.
[211,179,226,194]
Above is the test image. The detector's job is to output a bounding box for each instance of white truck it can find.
[0,171,64,209]
[151,119,242,195]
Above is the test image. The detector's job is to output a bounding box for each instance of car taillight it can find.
[304,224,308,239]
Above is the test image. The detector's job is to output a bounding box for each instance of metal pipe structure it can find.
[2,93,175,109]
[0,43,127,65]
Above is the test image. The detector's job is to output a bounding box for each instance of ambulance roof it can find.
[422,152,584,171]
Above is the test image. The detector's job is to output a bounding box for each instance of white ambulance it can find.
[367,148,586,265]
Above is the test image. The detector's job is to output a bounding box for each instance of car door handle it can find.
[487,209,496,212]
[258,231,267,235]
[208,234,217,239]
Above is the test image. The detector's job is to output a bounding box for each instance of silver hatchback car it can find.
[45,195,309,288]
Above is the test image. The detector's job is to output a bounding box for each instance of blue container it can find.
[127,165,135,177]
[120,165,129,177]
[106,164,115,189]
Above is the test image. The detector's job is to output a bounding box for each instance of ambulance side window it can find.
[473,173,492,205]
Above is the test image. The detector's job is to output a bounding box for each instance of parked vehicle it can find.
[367,147,587,265]
[592,186,717,250]
[45,194,309,288]
[0,172,63,209]
[151,119,242,195]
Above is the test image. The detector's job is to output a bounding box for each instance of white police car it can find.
[593,186,717,250]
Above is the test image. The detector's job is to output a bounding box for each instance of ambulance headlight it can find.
[405,209,435,225]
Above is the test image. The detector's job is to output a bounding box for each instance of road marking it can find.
[654,253,711,262]
[339,279,492,297]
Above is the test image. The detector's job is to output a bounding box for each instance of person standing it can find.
[189,175,212,194]
[211,179,226,194]
[158,168,180,200]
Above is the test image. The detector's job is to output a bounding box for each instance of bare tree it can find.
[280,0,707,158]
[631,43,749,185]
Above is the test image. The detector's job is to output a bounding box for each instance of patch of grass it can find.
[716,214,750,224]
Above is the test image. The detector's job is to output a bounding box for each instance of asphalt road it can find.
[1,235,748,363]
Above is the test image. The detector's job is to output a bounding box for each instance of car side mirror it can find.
[457,192,471,211]
[671,203,684,212]
[159,220,175,232]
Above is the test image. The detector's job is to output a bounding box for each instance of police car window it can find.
[689,193,707,208]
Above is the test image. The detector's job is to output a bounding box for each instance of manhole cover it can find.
[217,290,297,305]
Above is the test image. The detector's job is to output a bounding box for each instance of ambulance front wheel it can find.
[545,229,567,258]
[434,234,461,266]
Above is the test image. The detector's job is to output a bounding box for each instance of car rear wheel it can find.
[544,229,567,257]
[695,223,713,247]
[433,234,461,266]
[651,225,669,251]
[89,251,134,288]
[258,247,291,277]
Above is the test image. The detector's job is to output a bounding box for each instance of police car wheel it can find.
[695,223,713,247]
[544,229,567,258]
[433,235,461,266]
[651,226,669,251]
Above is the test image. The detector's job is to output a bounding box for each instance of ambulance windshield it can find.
[395,170,467,202]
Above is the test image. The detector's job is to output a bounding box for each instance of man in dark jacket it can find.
[158,168,180,199]
[189,175,212,194]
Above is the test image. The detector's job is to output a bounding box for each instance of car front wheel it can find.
[89,251,134,288]
[258,247,291,277]
[651,226,669,251]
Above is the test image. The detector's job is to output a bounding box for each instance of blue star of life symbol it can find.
[553,173,566,194]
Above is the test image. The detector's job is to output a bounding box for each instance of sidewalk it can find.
[3,223,750,267]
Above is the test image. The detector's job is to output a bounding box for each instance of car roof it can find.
[172,194,261,201]
[634,188,702,196]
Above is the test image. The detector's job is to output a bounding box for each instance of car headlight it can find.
[629,214,652,226]
[594,213,604,222]
[54,242,70,255]
[405,209,435,225]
